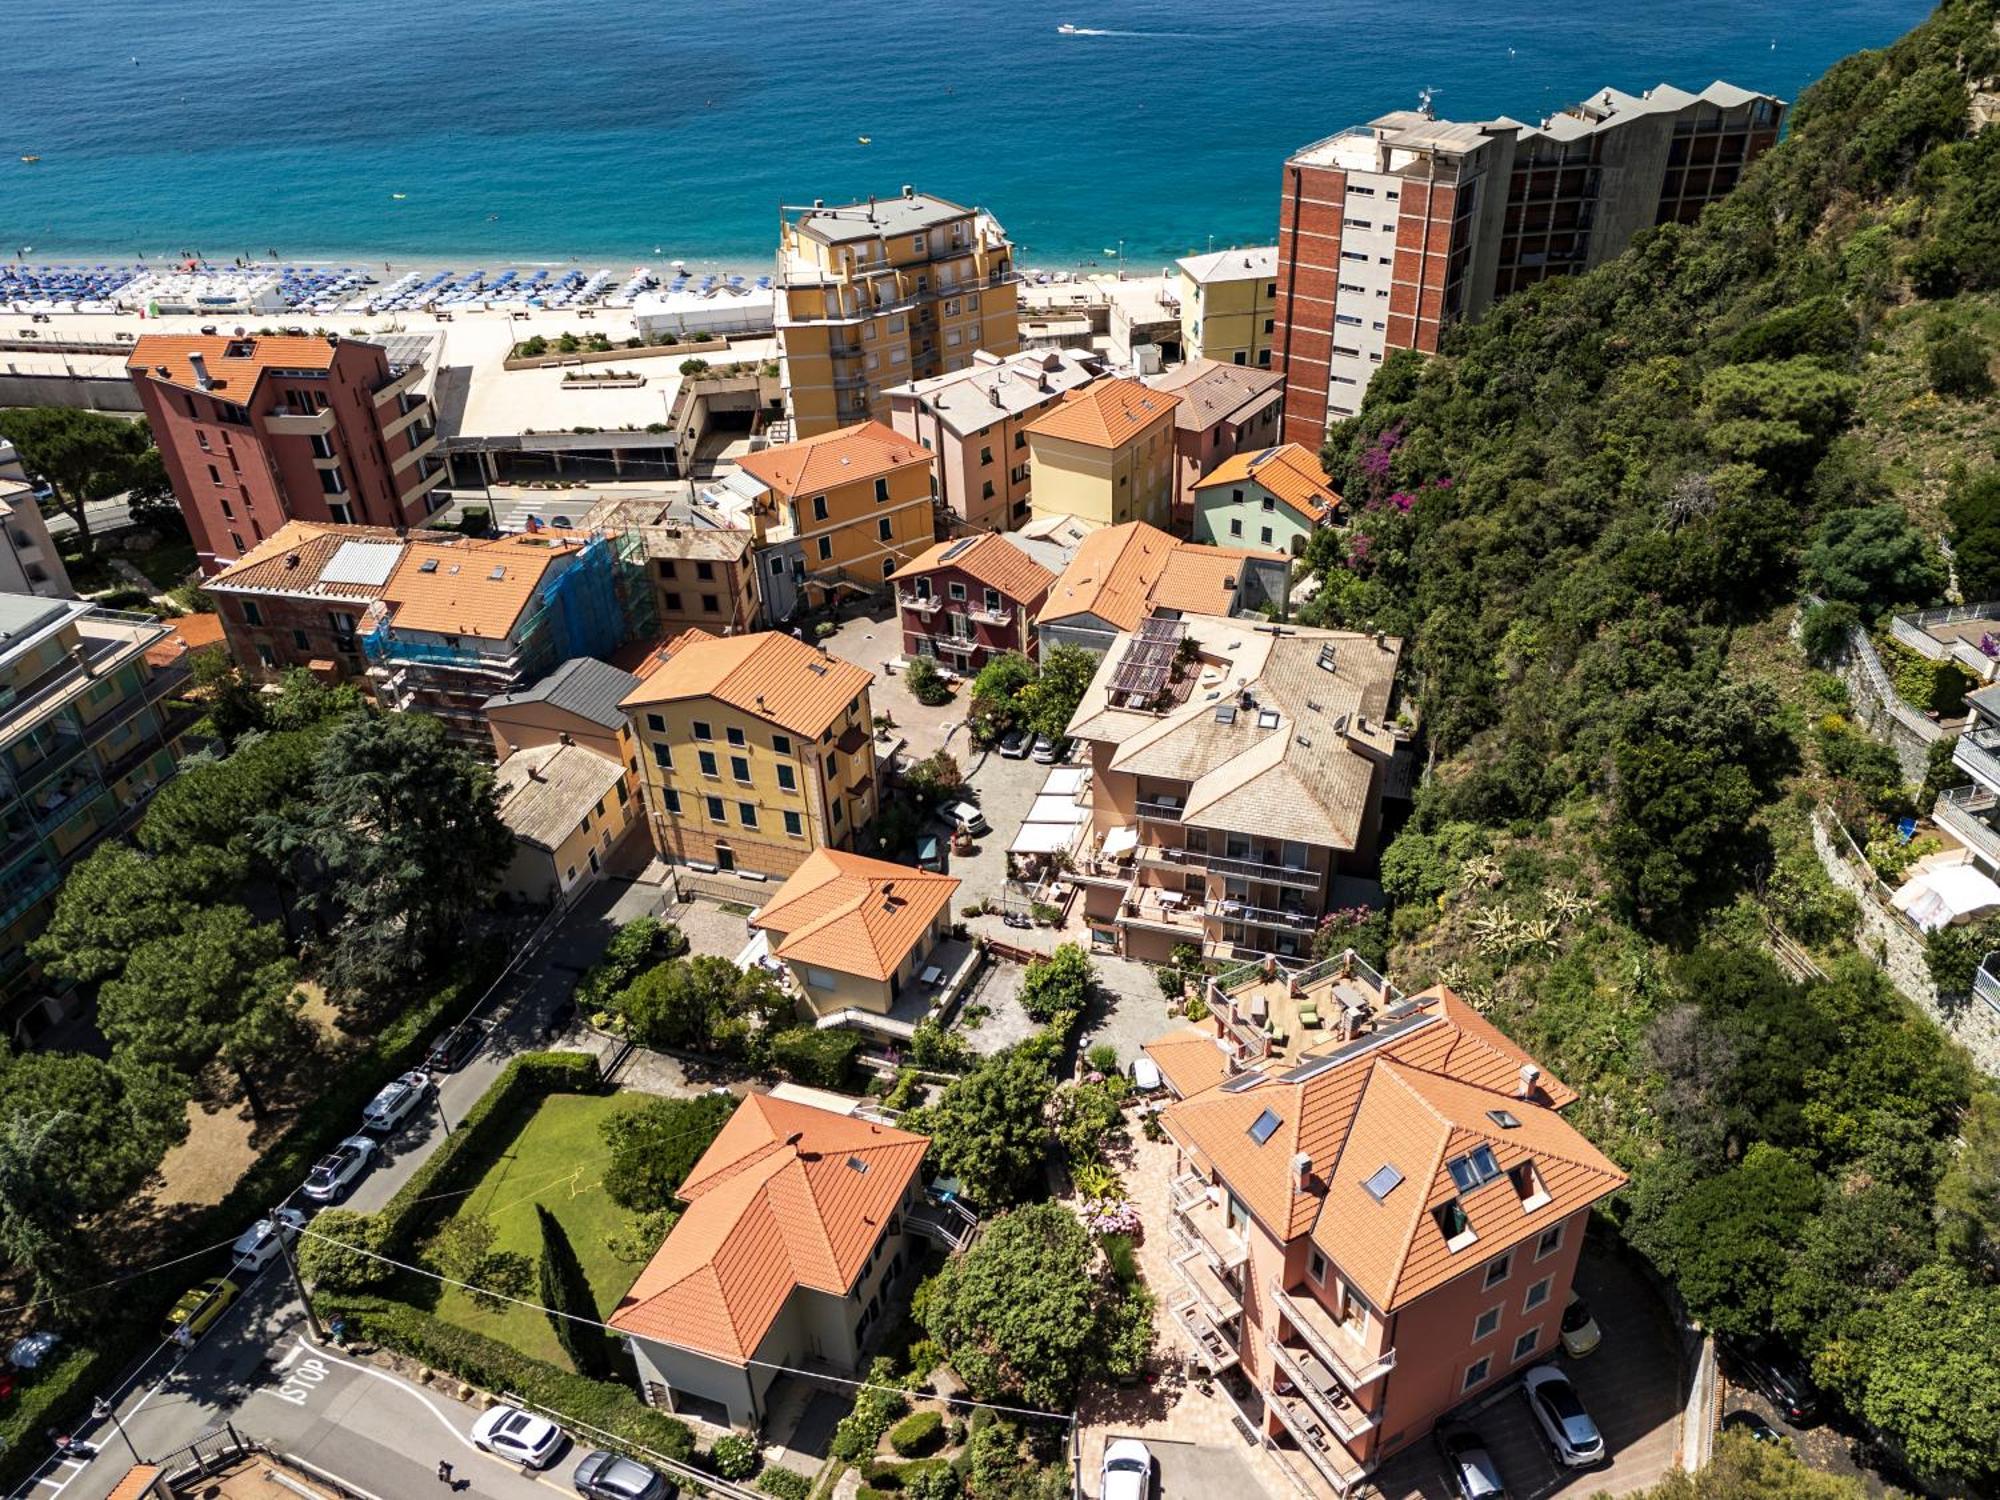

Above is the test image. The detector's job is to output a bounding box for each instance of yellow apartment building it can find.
[1174,246,1281,367]
[1025,379,1181,531]
[736,421,939,607]
[777,189,1021,437]
[621,628,879,877]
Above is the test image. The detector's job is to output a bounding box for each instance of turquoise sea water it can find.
[2,0,1933,271]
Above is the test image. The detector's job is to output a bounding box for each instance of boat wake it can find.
[1057,24,1191,36]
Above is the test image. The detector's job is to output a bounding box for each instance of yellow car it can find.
[162,1277,241,1343]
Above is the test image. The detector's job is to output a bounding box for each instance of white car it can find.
[1128,1056,1164,1093]
[1100,1437,1153,1500]
[302,1135,379,1204]
[1560,1292,1602,1358]
[472,1404,567,1469]
[945,801,990,837]
[1523,1364,1605,1468]
[232,1207,307,1273]
[362,1070,429,1134]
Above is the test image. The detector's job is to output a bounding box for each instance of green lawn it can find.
[430,1091,659,1368]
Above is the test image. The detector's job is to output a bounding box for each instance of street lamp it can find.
[92,1397,143,1467]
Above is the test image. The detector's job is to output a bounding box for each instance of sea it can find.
[1,0,1934,274]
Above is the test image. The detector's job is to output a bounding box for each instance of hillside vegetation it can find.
[1299,2,2000,1489]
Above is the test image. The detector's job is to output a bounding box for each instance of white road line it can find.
[286,1336,479,1452]
[272,1343,305,1372]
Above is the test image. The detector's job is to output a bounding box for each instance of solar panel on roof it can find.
[937,537,978,562]
[1253,446,1280,465]
[1276,1013,1437,1082]
[318,540,402,588]
[1220,1070,1267,1093]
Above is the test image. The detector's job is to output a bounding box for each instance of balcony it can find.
[381,396,431,441]
[0,858,59,927]
[1955,727,2000,794]
[1172,1192,1248,1272]
[969,603,1013,627]
[264,405,337,437]
[1210,897,1318,933]
[399,464,447,509]
[393,431,441,474]
[898,590,942,617]
[1173,1246,1244,1324]
[1270,1279,1395,1389]
[1267,1397,1369,1498]
[1205,850,1322,890]
[1977,953,2000,1017]
[1268,1340,1378,1444]
[1934,785,2000,867]
[1138,843,1207,874]
[1170,1298,1240,1375]
[1135,797,1185,824]
[1120,887,1207,936]
[372,363,424,407]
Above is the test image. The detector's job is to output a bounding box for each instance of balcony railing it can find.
[1976,953,2000,1017]
[1120,890,1206,935]
[263,405,337,436]
[1267,1389,1367,1495]
[1934,785,2000,867]
[1268,1341,1379,1444]
[1210,898,1317,932]
[372,363,424,407]
[1135,797,1184,823]
[898,590,941,616]
[392,431,441,474]
[1138,844,1207,873]
[1172,1194,1248,1271]
[1174,1248,1244,1324]
[1270,1280,1395,1389]
[1205,851,1321,890]
[1955,728,2000,794]
[0,859,59,927]
[399,463,447,508]
[1170,1299,1240,1376]
[968,604,1012,627]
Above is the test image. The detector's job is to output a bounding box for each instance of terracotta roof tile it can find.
[1025,377,1180,449]
[1192,442,1340,524]
[205,519,412,601]
[751,848,958,982]
[736,420,931,499]
[128,333,340,398]
[619,628,873,738]
[610,1095,928,1361]
[889,532,1055,606]
[1143,1026,1233,1099]
[378,533,585,639]
[1148,359,1284,432]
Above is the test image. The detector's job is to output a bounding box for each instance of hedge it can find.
[757,1468,811,1500]
[769,1027,862,1089]
[888,1410,944,1457]
[0,962,486,1489]
[324,1294,694,1462]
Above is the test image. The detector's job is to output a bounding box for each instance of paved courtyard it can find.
[816,603,969,761]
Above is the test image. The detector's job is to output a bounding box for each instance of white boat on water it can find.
[1057,23,1079,34]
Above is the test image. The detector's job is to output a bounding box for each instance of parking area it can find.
[1091,1435,1266,1499]
[816,605,966,760]
[1370,1242,1685,1500]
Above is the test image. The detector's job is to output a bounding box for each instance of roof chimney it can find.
[187,352,213,389]
[1293,1152,1313,1192]
[1517,1062,1541,1100]
[527,760,545,783]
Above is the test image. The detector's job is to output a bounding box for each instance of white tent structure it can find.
[1892,860,2000,931]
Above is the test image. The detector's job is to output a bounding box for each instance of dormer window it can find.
[1510,1161,1552,1212]
[1434,1200,1477,1251]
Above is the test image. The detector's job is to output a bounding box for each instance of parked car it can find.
[916,834,946,873]
[6,1332,60,1370]
[231,1207,307,1273]
[1435,1424,1508,1500]
[1721,1336,1823,1426]
[1099,1438,1153,1500]
[1523,1364,1606,1468]
[1031,735,1066,764]
[1129,1056,1164,1094]
[945,801,990,837]
[998,728,1031,759]
[573,1449,673,1499]
[1560,1292,1602,1357]
[302,1135,379,1204]
[162,1277,241,1343]
[473,1405,567,1469]
[362,1070,430,1133]
[425,1023,484,1074]
[1721,1410,1783,1444]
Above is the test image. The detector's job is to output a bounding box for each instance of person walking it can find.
[437,1459,454,1484]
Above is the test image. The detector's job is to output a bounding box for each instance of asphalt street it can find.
[16,880,662,1500]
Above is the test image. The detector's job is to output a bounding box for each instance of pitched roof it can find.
[886,348,1107,436]
[1148,359,1284,433]
[378,533,584,639]
[1025,377,1180,449]
[1036,523,1280,634]
[609,1094,929,1361]
[483,656,642,732]
[1192,443,1339,523]
[620,628,873,738]
[128,333,343,397]
[492,741,627,851]
[1161,987,1625,1312]
[751,848,959,982]
[889,532,1055,605]
[205,519,411,602]
[1144,1026,1234,1100]
[1149,545,1271,615]
[1175,246,1280,285]
[736,420,931,499]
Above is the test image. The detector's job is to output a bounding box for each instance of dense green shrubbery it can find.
[757,1469,811,1500]
[1015,943,1092,1022]
[887,1409,944,1457]
[769,1026,863,1088]
[601,1092,736,1211]
[576,916,688,1016]
[707,1432,760,1479]
[905,655,952,706]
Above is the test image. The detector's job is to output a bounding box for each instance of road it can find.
[16,878,665,1500]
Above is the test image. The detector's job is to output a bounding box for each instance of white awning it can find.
[1042,766,1089,796]
[1102,826,1139,857]
[1892,862,2000,931]
[1010,821,1078,855]
[1027,793,1085,825]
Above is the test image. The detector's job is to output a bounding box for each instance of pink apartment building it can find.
[887,348,1107,533]
[1143,955,1626,1496]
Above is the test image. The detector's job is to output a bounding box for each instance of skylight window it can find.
[1215,704,1237,725]
[1256,709,1280,729]
[1248,1108,1282,1145]
[846,1155,870,1174]
[1486,1109,1521,1130]
[1447,1146,1503,1194]
[1362,1165,1403,1201]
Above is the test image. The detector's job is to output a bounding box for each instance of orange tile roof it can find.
[1036,522,1277,632]
[609,1094,928,1361]
[619,628,873,738]
[103,1466,162,1500]
[128,333,339,398]
[736,419,931,499]
[161,612,225,652]
[751,848,958,982]
[888,532,1055,605]
[1025,377,1180,449]
[1143,1026,1233,1100]
[205,519,413,601]
[1192,442,1340,523]
[1162,987,1624,1311]
[1149,543,1276,615]
[379,533,584,639]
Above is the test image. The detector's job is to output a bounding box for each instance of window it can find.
[646,713,666,733]
[730,756,751,783]
[695,560,714,581]
[662,788,682,815]
[656,559,676,578]
[948,582,967,601]
[664,591,683,611]
[1308,1249,1327,1284]
[1511,1161,1552,1210]
[881,558,896,578]
[806,965,839,989]
[243,601,264,627]
[1483,1253,1512,1289]
[818,536,833,561]
[772,734,792,756]
[702,593,720,612]
[1260,527,1273,545]
[1462,1357,1491,1392]
[704,795,725,821]
[1447,1146,1502,1193]
[812,496,829,521]
[1512,1328,1540,1362]
[651,744,672,769]
[783,810,803,836]
[726,726,746,746]
[291,629,310,651]
[1435,1200,1476,1250]
[1473,1305,1501,1341]
[693,721,713,741]
[1535,1224,1564,1261]
[874,477,889,503]
[738,803,759,829]
[1261,495,1276,512]
[776,763,797,792]
[698,749,718,777]
[770,556,786,576]
[832,799,844,825]
[878,518,893,541]
[1363,1165,1403,1201]
[979,446,993,466]
[1523,1277,1552,1313]
[984,588,1001,612]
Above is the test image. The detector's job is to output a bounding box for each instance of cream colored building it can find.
[1175,246,1281,368]
[0,482,73,599]
[1025,378,1180,532]
[777,189,1021,437]
[491,739,637,904]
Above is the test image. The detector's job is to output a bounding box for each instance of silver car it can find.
[362,1070,429,1134]
[573,1449,673,1499]
[232,1207,307,1273]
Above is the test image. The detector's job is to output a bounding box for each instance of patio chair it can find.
[1296,1000,1322,1029]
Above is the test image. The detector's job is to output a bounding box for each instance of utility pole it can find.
[273,1211,325,1341]
[92,1397,144,1467]
[433,1086,455,1137]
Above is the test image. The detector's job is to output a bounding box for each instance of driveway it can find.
[1090,1435,1264,1499]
